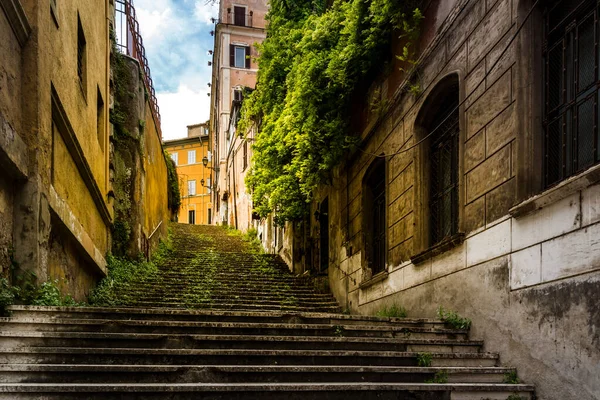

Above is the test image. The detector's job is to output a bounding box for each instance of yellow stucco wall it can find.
[143,103,170,244]
[164,138,213,225]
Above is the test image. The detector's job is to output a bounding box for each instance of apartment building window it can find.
[208,209,212,225]
[188,180,196,196]
[363,158,386,274]
[188,150,196,164]
[230,45,250,69]
[234,6,246,26]
[96,87,105,152]
[77,15,87,94]
[428,82,460,246]
[543,0,600,188]
[171,152,178,165]
[243,140,248,171]
[188,210,196,225]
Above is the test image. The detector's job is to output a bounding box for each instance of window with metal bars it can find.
[427,84,459,246]
[363,158,386,274]
[543,0,600,188]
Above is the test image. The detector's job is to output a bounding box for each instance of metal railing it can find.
[115,0,162,138]
[225,9,253,27]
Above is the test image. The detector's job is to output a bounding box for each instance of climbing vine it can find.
[165,151,181,216]
[240,0,423,223]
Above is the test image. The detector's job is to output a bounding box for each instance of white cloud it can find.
[194,0,219,24]
[157,85,211,140]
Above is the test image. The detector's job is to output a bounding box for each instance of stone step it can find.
[116,297,339,307]
[0,347,500,367]
[0,364,516,384]
[123,289,335,299]
[0,382,536,400]
[0,331,483,352]
[0,317,469,339]
[121,301,341,313]
[6,306,445,327]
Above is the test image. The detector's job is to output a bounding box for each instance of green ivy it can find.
[164,151,181,215]
[240,0,422,223]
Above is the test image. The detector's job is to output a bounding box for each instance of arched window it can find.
[363,157,386,274]
[416,76,460,248]
[543,0,600,187]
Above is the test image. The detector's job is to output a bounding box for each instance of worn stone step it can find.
[6,306,445,327]
[0,364,516,384]
[122,301,341,313]
[0,331,483,352]
[0,318,469,339]
[118,297,340,308]
[0,382,536,400]
[0,347,500,367]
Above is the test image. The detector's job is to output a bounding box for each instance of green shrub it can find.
[0,277,15,316]
[437,306,472,330]
[416,352,432,367]
[31,281,80,307]
[376,303,407,318]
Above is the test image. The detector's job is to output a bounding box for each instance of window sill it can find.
[359,270,389,289]
[410,233,465,265]
[510,163,600,219]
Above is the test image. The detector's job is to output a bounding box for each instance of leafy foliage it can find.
[416,352,432,367]
[240,0,423,223]
[437,306,472,330]
[0,277,15,316]
[165,151,181,216]
[30,281,81,307]
[425,370,448,383]
[503,370,520,384]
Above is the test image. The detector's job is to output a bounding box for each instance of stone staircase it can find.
[0,223,535,399]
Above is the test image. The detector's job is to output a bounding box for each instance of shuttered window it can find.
[230,45,251,69]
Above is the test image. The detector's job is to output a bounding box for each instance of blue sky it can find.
[135,0,219,140]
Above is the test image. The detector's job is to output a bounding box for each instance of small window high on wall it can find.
[544,0,600,187]
[363,157,386,275]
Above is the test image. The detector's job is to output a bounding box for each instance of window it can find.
[243,140,248,171]
[97,87,104,151]
[230,45,250,69]
[427,81,460,246]
[206,178,212,194]
[234,6,246,26]
[208,209,212,225]
[233,89,243,102]
[543,0,600,188]
[363,158,386,274]
[188,210,196,225]
[171,152,178,165]
[188,150,196,164]
[77,15,87,94]
[188,180,196,196]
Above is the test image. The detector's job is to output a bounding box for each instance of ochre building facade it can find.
[163,123,213,225]
[0,0,170,298]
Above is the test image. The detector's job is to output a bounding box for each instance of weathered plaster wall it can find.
[0,9,22,135]
[142,101,170,251]
[0,174,14,276]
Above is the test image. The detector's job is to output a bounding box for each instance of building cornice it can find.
[0,0,31,46]
[163,136,208,147]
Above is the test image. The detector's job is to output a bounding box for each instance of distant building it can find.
[209,0,268,228]
[163,123,213,225]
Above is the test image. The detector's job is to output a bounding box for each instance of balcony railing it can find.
[226,9,253,27]
[115,0,162,138]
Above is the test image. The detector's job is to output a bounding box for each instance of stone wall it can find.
[272,0,600,398]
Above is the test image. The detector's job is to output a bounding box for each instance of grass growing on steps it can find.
[375,304,407,318]
[88,239,172,307]
[437,306,472,330]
